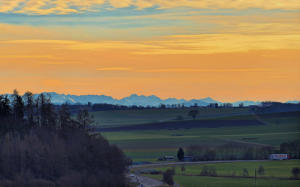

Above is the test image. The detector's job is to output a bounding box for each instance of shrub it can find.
[258,165,265,176]
[292,167,300,179]
[181,165,186,173]
[243,168,249,177]
[200,166,217,177]
[163,168,175,185]
[231,171,236,177]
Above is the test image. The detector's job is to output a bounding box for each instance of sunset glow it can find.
[0,0,299,101]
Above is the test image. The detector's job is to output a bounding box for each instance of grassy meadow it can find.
[99,110,299,161]
[142,160,300,187]
[158,175,300,187]
[92,108,300,186]
[91,108,252,127]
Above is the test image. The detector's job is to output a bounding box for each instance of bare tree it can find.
[59,104,72,129]
[77,109,94,129]
[24,91,35,127]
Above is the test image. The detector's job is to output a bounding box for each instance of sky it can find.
[0,0,299,102]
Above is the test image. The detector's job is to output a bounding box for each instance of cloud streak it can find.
[0,0,299,15]
[2,32,299,55]
[96,67,133,71]
[95,67,273,73]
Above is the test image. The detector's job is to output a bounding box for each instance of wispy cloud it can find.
[2,32,299,55]
[96,67,133,71]
[94,67,272,73]
[141,68,273,73]
[0,0,299,15]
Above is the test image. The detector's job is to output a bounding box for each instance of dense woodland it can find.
[0,90,131,187]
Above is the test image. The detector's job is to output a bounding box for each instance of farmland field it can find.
[148,175,300,187]
[141,160,300,187]
[91,108,252,127]
[99,110,300,162]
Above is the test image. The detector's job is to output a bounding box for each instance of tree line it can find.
[187,142,273,161]
[0,90,93,133]
[0,90,131,187]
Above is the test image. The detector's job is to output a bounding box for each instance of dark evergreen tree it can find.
[177,147,185,161]
[0,95,11,132]
[0,95,11,118]
[12,89,24,122]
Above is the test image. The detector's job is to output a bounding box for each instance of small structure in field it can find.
[269,154,289,160]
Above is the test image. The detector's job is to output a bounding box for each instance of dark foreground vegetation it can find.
[0,90,130,187]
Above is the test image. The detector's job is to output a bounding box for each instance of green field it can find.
[102,116,299,161]
[142,160,300,187]
[92,108,252,127]
[162,176,300,187]
[95,108,300,186]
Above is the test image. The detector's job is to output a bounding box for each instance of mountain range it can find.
[4,92,298,107]
[34,92,262,107]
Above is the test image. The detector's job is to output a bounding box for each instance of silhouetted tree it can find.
[159,104,166,109]
[0,95,11,117]
[0,95,11,132]
[188,110,198,120]
[177,147,185,161]
[37,94,56,129]
[59,104,72,129]
[24,91,35,128]
[12,90,24,123]
[77,109,94,129]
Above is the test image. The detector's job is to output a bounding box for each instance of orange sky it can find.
[0,0,299,101]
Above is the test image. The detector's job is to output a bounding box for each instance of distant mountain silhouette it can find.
[42,93,221,106]
[3,92,298,107]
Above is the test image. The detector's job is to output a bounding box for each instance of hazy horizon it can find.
[1,90,299,103]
